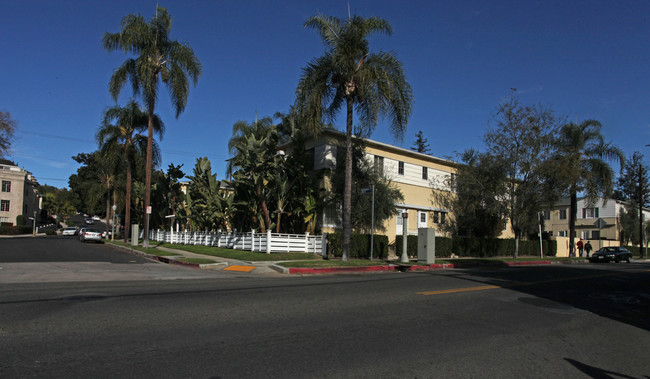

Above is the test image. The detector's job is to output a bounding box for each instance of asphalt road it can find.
[1,257,648,378]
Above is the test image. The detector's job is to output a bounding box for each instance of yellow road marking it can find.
[418,285,500,296]
[224,265,256,272]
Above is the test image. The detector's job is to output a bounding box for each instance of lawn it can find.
[157,243,323,262]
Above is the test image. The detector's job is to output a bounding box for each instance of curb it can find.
[284,260,559,275]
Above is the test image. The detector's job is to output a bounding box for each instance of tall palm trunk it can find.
[143,103,154,248]
[569,186,577,257]
[105,185,111,237]
[124,158,132,244]
[342,96,354,261]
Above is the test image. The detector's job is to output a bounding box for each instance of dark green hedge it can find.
[327,233,389,259]
[395,235,556,258]
[623,245,648,258]
[0,225,33,235]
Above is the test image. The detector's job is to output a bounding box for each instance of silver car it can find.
[80,228,103,243]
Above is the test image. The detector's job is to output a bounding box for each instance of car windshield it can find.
[86,229,100,233]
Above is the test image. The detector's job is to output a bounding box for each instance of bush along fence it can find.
[148,229,325,255]
[395,235,557,258]
[326,233,389,259]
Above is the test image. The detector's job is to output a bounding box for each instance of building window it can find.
[433,211,446,224]
[558,230,568,237]
[581,231,590,239]
[591,230,600,240]
[582,207,599,219]
[559,209,567,220]
[398,161,404,175]
[322,204,340,227]
[422,166,428,180]
[374,156,384,176]
[0,200,9,212]
[1,180,10,192]
[543,211,550,220]
[0,216,8,223]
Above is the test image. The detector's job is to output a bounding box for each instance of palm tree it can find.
[227,119,278,233]
[103,6,202,247]
[96,100,163,243]
[295,13,413,260]
[556,120,624,256]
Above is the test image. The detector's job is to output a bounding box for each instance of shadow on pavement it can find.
[564,358,639,379]
[431,264,650,332]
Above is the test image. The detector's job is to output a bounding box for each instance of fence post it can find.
[266,229,271,254]
[305,232,310,253]
[250,230,255,252]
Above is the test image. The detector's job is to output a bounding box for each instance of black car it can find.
[589,246,632,263]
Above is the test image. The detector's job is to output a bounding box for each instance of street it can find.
[1,237,649,378]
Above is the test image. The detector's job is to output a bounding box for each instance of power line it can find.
[16,130,226,159]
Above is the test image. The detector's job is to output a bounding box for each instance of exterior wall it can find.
[0,164,40,226]
[301,129,517,245]
[548,197,650,247]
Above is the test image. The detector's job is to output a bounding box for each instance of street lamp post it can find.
[401,211,409,263]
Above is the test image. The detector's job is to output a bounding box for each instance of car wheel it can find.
[626,256,631,263]
[614,257,619,263]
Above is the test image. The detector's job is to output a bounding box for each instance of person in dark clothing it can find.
[584,241,593,258]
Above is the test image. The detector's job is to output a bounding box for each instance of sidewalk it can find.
[107,242,286,275]
[107,241,598,275]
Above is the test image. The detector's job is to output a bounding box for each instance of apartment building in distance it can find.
[545,197,650,255]
[300,129,514,244]
[0,161,41,226]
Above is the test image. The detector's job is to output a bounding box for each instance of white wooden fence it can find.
[149,229,325,255]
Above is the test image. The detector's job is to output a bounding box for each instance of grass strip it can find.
[160,243,323,261]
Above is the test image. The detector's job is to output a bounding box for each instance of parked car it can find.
[80,228,103,243]
[92,215,101,221]
[62,227,78,236]
[589,246,632,263]
[85,218,94,225]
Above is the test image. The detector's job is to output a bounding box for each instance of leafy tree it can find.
[485,98,561,258]
[329,141,403,233]
[434,149,508,238]
[227,118,278,232]
[615,152,649,252]
[69,152,105,216]
[0,110,17,158]
[411,130,430,154]
[185,157,229,231]
[296,13,413,260]
[103,6,202,246]
[96,100,163,242]
[554,120,624,256]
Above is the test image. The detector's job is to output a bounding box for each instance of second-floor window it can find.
[433,211,446,224]
[0,200,9,212]
[422,166,428,180]
[398,161,404,175]
[1,180,10,192]
[559,209,567,220]
[543,211,550,220]
[582,207,599,219]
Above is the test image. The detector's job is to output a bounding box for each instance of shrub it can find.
[395,235,557,258]
[16,215,24,226]
[327,232,388,259]
[45,229,57,236]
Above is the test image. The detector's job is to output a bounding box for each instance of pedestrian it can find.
[577,239,584,257]
[585,241,593,258]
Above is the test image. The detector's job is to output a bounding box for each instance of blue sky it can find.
[2,0,649,188]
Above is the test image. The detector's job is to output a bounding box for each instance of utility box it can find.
[418,228,435,264]
[131,224,139,246]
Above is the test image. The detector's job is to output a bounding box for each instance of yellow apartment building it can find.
[301,129,514,244]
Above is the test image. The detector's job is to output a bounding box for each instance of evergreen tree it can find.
[411,130,431,154]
